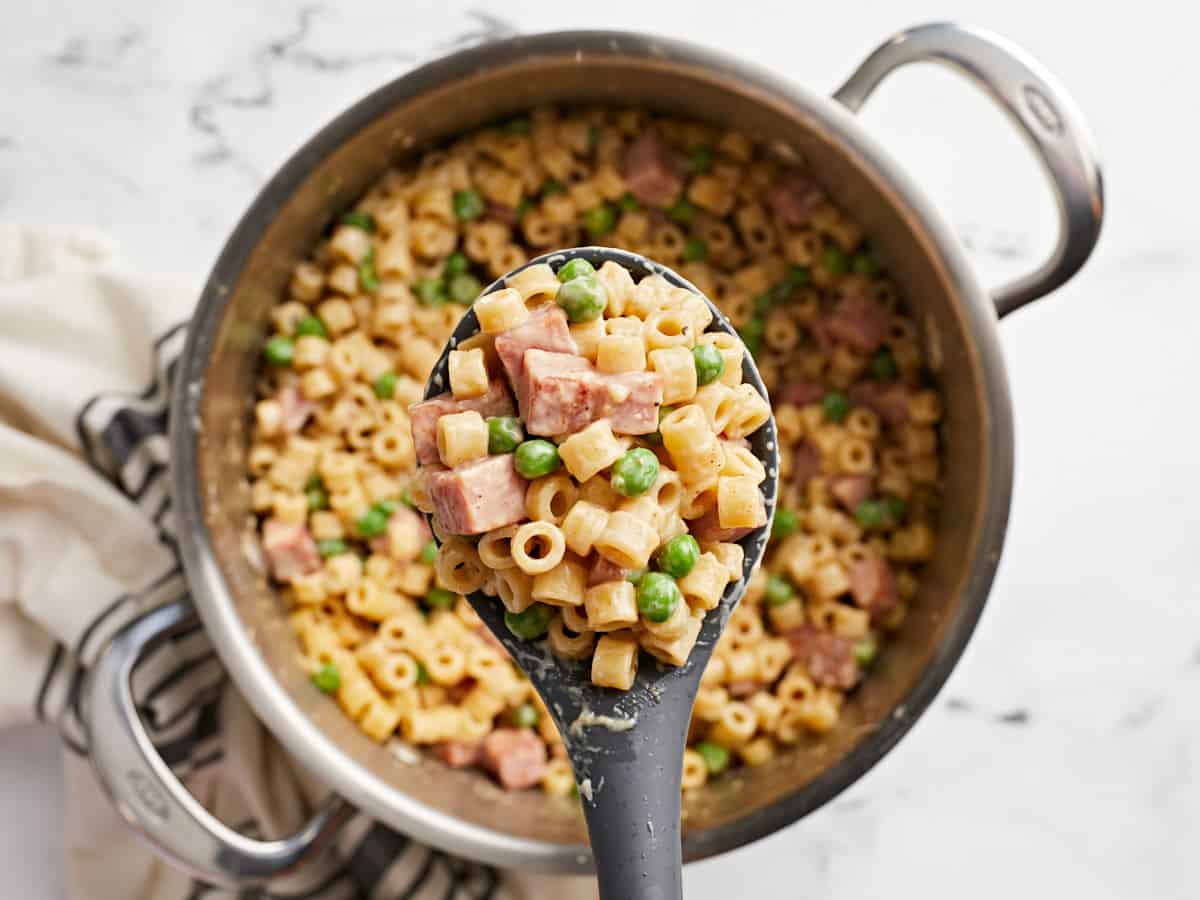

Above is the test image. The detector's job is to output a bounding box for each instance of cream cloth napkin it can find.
[0,225,595,900]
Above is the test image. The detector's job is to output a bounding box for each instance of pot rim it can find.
[171,28,1013,872]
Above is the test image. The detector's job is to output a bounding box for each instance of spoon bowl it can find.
[422,246,778,900]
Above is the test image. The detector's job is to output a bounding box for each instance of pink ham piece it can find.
[520,349,663,436]
[767,173,824,226]
[480,728,548,790]
[829,475,874,513]
[621,132,682,206]
[369,506,432,560]
[820,293,892,353]
[588,555,627,586]
[261,519,321,582]
[408,379,515,465]
[485,202,517,226]
[848,553,899,619]
[689,507,755,544]
[426,455,527,535]
[727,679,762,699]
[777,380,824,408]
[277,385,314,433]
[494,304,578,394]
[792,441,822,487]
[431,740,482,769]
[848,381,913,428]
[784,625,859,689]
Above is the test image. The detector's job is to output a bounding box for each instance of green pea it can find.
[312,662,341,694]
[419,540,438,565]
[377,498,399,516]
[556,274,608,323]
[452,189,485,221]
[306,485,329,511]
[765,574,796,606]
[784,265,811,288]
[625,568,646,585]
[657,534,700,579]
[820,245,849,274]
[358,247,379,292]
[413,277,447,305]
[341,211,375,233]
[618,192,641,212]
[852,249,881,277]
[373,371,397,399]
[822,391,850,423]
[611,448,659,497]
[883,495,908,524]
[487,416,525,454]
[444,251,470,276]
[317,538,349,559]
[584,204,616,237]
[687,144,713,173]
[692,344,725,386]
[511,703,540,729]
[557,257,596,282]
[870,349,897,381]
[425,587,457,610]
[514,439,561,479]
[304,472,323,492]
[295,315,328,339]
[264,336,294,366]
[771,508,799,539]
[737,317,765,356]
[356,504,391,538]
[505,603,554,640]
[588,124,602,149]
[541,178,565,196]
[668,199,695,224]
[416,662,431,684]
[695,740,730,775]
[448,273,483,305]
[854,635,879,668]
[753,292,775,315]
[637,572,682,623]
[683,237,707,262]
[500,116,530,136]
[854,499,887,530]
[399,485,415,509]
[515,199,533,222]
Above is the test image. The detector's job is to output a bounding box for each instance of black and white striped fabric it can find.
[0,228,592,900]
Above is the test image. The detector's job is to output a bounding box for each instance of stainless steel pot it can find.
[83,22,1103,887]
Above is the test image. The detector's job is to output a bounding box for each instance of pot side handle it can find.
[833,22,1104,318]
[83,598,351,888]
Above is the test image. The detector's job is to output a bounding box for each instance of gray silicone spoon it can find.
[422,246,778,900]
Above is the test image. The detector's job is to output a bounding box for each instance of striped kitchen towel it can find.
[0,225,596,900]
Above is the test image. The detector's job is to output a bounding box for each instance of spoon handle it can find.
[571,705,689,900]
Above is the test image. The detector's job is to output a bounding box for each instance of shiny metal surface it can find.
[82,599,351,887]
[834,23,1104,317]
[81,23,1103,881]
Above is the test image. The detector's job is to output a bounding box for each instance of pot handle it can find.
[833,22,1104,317]
[83,598,351,887]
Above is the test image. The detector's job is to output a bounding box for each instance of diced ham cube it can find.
[848,553,898,619]
[727,679,762,699]
[431,740,482,769]
[261,519,321,582]
[767,173,824,226]
[689,507,755,544]
[783,625,859,689]
[848,381,913,428]
[820,293,892,354]
[777,380,824,408]
[481,728,548,790]
[792,441,822,487]
[485,202,517,226]
[369,506,432,560]
[426,454,527,535]
[277,385,314,434]
[621,132,682,206]
[829,475,874,513]
[409,379,515,465]
[521,349,662,437]
[494,304,578,392]
[588,555,628,586]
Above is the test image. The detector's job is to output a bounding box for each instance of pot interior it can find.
[193,35,1000,864]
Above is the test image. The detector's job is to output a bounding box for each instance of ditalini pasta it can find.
[250,106,942,795]
[414,255,769,695]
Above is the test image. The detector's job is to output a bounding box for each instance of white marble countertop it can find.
[3,1,1198,898]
